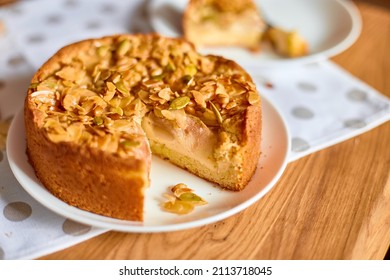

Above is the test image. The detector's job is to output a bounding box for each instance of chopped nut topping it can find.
[209,101,223,125]
[29,34,260,156]
[162,183,207,215]
[169,96,190,110]
[116,39,131,56]
[247,92,260,105]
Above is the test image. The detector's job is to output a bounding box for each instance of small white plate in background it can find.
[148,0,362,67]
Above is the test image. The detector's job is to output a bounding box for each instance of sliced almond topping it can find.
[160,109,176,120]
[191,90,206,108]
[158,88,173,101]
[162,183,207,215]
[247,91,260,105]
[162,200,194,215]
[55,66,86,83]
[31,35,261,156]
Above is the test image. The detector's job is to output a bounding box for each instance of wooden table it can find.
[39,0,390,260]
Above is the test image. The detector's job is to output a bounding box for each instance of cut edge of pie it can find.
[183,0,266,51]
[24,33,262,222]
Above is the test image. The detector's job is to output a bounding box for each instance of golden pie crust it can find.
[25,34,262,221]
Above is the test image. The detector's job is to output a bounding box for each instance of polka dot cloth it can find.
[3,0,151,69]
[0,151,106,260]
[0,0,389,260]
[248,63,390,160]
[3,201,32,221]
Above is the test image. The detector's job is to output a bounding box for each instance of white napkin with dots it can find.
[0,0,389,259]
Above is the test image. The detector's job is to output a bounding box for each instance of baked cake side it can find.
[25,34,262,221]
[183,0,266,51]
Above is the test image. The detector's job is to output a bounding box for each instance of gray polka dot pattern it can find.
[291,106,315,119]
[7,55,26,67]
[0,247,4,260]
[9,6,23,15]
[291,137,311,153]
[344,119,367,129]
[62,219,91,236]
[64,0,78,7]
[101,4,116,14]
[46,14,63,24]
[3,202,32,222]
[347,89,368,102]
[27,34,45,44]
[86,21,101,30]
[297,82,317,92]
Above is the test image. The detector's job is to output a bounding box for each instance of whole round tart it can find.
[25,33,262,221]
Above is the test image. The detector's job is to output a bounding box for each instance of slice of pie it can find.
[266,27,309,57]
[183,0,266,51]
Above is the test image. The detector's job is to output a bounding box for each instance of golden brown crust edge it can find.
[25,103,149,222]
[210,55,262,191]
[237,103,262,191]
[25,33,262,220]
[203,56,262,191]
[24,36,152,222]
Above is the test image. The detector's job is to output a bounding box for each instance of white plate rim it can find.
[148,0,362,67]
[7,95,290,233]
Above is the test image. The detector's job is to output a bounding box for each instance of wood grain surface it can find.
[40,0,390,260]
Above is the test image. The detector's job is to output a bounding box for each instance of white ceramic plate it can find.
[148,0,362,67]
[7,96,290,233]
